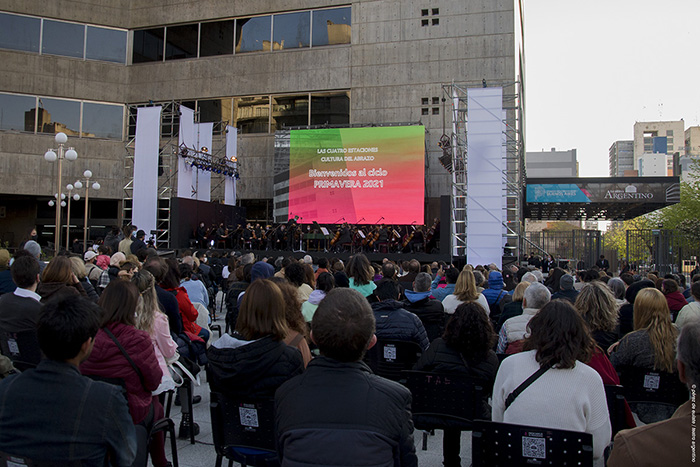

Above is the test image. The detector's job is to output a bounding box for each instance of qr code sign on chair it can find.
[643,373,661,391]
[521,435,546,459]
[239,405,259,428]
[383,344,397,361]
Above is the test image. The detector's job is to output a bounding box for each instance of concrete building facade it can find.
[0,0,524,248]
[632,120,685,172]
[525,147,578,178]
[609,140,633,177]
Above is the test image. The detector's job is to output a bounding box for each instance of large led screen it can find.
[287,126,425,224]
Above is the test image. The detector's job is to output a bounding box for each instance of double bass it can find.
[329,228,341,247]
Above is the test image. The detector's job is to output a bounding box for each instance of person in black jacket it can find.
[275,288,418,467]
[207,279,303,399]
[403,272,445,342]
[372,280,429,350]
[413,302,498,467]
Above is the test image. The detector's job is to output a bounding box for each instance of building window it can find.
[273,11,310,50]
[82,102,124,139]
[0,12,40,53]
[42,19,85,59]
[234,96,270,133]
[236,16,272,53]
[198,99,233,125]
[0,93,37,132]
[36,98,81,136]
[311,91,349,125]
[312,7,351,46]
[165,24,199,60]
[272,95,309,130]
[133,28,164,63]
[199,20,234,57]
[86,26,127,63]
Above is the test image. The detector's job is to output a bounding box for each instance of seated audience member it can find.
[69,256,99,303]
[371,280,429,351]
[492,300,611,465]
[207,279,304,398]
[482,270,510,307]
[95,245,111,271]
[117,261,138,281]
[403,272,446,342]
[430,266,459,301]
[270,278,313,367]
[497,282,551,353]
[141,256,184,337]
[0,296,137,464]
[313,257,329,281]
[675,281,700,329]
[0,255,42,334]
[79,281,168,467]
[398,259,421,292]
[661,278,687,321]
[551,273,579,303]
[575,281,620,353]
[609,288,679,423]
[179,263,209,309]
[285,261,313,302]
[161,259,210,349]
[83,251,103,288]
[37,256,87,303]
[496,281,530,333]
[346,253,377,298]
[618,279,655,336]
[275,288,418,466]
[543,267,566,294]
[414,302,498,467]
[442,268,489,315]
[96,252,126,293]
[607,277,627,307]
[0,249,15,295]
[607,319,700,467]
[301,272,334,323]
[23,240,46,273]
[472,270,486,293]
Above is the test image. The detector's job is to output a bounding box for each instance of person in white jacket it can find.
[492,300,611,466]
[441,268,489,315]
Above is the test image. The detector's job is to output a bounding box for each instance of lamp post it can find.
[44,132,77,256]
[64,184,81,251]
[76,170,100,253]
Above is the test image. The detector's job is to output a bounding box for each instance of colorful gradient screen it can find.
[287,126,425,224]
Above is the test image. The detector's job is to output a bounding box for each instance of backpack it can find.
[488,290,507,325]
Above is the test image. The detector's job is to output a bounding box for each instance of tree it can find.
[604,216,656,263]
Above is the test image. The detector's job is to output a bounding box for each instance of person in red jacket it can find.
[161,259,210,345]
[80,280,169,467]
[661,278,687,321]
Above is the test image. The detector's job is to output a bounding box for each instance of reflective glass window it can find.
[165,24,198,60]
[37,98,80,136]
[133,28,164,63]
[273,11,310,50]
[200,20,234,57]
[312,7,351,46]
[198,99,233,124]
[0,93,37,132]
[235,16,271,53]
[0,13,40,53]
[82,102,123,139]
[234,96,269,134]
[86,26,126,64]
[42,20,85,58]
[272,95,309,130]
[311,92,350,125]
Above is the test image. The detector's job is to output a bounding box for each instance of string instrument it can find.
[425,219,439,243]
[402,227,416,249]
[329,228,341,247]
[365,226,380,247]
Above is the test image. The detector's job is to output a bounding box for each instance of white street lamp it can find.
[44,132,77,255]
[79,169,100,252]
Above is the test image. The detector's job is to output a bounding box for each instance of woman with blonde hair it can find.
[496,281,530,332]
[575,281,620,352]
[132,269,178,395]
[442,268,489,314]
[69,256,99,302]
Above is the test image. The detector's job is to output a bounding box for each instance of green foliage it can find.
[604,216,655,262]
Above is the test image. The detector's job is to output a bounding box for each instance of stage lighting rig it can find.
[177,143,239,178]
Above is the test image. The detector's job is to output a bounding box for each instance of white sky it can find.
[523,0,700,177]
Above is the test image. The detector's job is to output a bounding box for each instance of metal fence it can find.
[625,229,700,276]
[524,230,602,270]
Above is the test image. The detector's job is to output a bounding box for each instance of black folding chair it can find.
[210,392,279,467]
[472,420,594,467]
[604,384,628,438]
[402,370,489,450]
[0,331,42,371]
[364,339,422,382]
[617,365,688,423]
[0,450,82,466]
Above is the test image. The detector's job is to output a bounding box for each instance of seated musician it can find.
[336,223,352,252]
[216,223,229,248]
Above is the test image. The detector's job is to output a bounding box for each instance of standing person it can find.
[0,296,137,464]
[130,230,147,255]
[595,255,610,273]
[413,302,498,467]
[119,226,135,255]
[492,300,611,465]
[275,288,418,466]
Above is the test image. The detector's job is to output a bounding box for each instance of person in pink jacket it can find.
[132,270,178,395]
[80,280,170,467]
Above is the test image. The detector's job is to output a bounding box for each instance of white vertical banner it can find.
[193,123,213,202]
[466,87,504,267]
[177,106,195,198]
[224,125,237,206]
[132,106,162,235]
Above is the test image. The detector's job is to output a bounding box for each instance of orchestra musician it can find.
[196,221,208,248]
[216,222,229,248]
[336,223,352,252]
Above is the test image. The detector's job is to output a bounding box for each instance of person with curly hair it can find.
[493,300,611,465]
[413,302,498,467]
[575,281,620,353]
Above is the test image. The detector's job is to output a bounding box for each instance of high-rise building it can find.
[609,140,633,177]
[0,1,525,247]
[633,120,685,174]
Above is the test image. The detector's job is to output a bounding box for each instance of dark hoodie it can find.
[619,279,655,336]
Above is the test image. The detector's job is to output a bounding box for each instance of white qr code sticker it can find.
[643,374,660,390]
[522,436,546,459]
[239,407,259,428]
[383,344,397,361]
[7,338,19,355]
